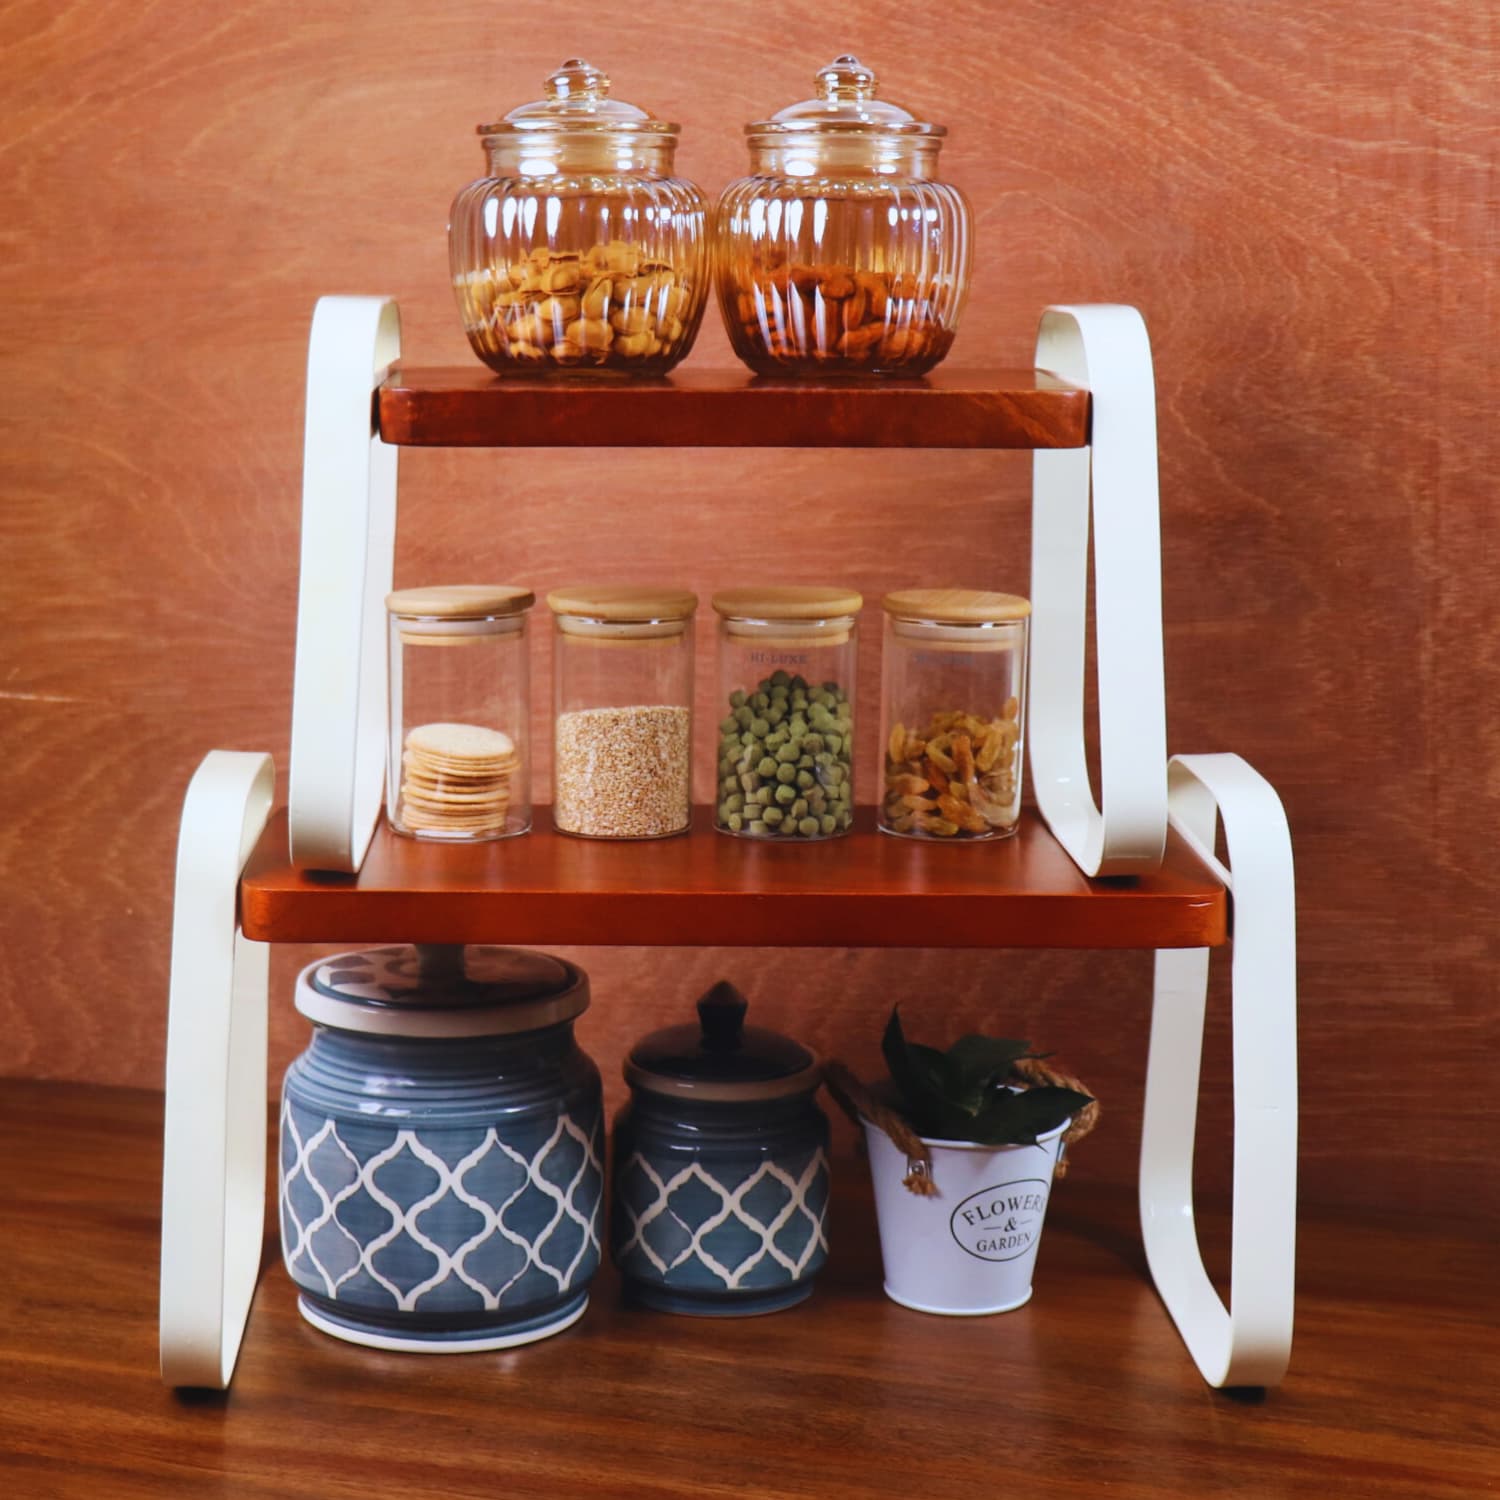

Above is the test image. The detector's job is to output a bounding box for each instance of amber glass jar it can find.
[716,55,971,377]
[450,59,709,376]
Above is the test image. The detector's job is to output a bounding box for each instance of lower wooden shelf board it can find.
[238,806,1227,948]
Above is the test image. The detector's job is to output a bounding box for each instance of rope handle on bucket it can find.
[824,1060,1100,1197]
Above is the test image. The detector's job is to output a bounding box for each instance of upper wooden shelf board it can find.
[376,366,1091,450]
[239,807,1225,949]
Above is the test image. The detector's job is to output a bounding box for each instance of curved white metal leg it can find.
[1140,752,1297,1388]
[1030,305,1167,876]
[289,295,400,873]
[160,751,275,1389]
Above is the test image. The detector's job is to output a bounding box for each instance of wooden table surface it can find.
[4,1080,1495,1499]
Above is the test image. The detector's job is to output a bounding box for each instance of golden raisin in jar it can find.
[878,590,1029,841]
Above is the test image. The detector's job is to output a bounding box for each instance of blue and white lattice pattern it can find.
[613,1148,829,1292]
[280,1101,603,1313]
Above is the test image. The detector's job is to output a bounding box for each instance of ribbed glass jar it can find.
[716,55,971,377]
[450,58,709,377]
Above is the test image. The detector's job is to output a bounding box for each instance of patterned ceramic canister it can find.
[280,943,604,1353]
[612,981,830,1315]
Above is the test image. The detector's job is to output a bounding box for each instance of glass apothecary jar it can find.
[547,585,697,839]
[386,585,533,841]
[878,590,1029,841]
[711,587,861,839]
[449,58,709,377]
[716,55,971,377]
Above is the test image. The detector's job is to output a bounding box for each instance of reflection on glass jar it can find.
[879,590,1030,841]
[716,55,971,377]
[449,59,709,377]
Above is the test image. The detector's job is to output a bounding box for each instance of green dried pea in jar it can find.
[711,587,862,841]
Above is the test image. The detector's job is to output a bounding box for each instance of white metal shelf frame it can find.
[159,298,1298,1391]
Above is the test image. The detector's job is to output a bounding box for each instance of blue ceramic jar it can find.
[611,982,830,1315]
[280,943,603,1352]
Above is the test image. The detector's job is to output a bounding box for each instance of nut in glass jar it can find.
[716,55,972,377]
[450,59,709,377]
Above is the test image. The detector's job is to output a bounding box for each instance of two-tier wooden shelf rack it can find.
[160,300,1298,1398]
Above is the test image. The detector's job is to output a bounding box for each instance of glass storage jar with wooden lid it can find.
[711,587,861,840]
[450,58,710,377]
[547,586,698,840]
[878,590,1029,841]
[716,55,971,377]
[386,585,534,841]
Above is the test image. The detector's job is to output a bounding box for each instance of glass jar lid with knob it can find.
[478,58,681,175]
[745,53,948,175]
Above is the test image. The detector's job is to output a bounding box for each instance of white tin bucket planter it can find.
[862,1117,1069,1315]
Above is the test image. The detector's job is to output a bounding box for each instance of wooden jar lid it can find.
[711,586,864,620]
[386,585,535,618]
[881,588,1031,623]
[546,585,699,621]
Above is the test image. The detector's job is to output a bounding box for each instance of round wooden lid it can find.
[546,585,698,621]
[386,585,535,619]
[711,586,864,620]
[881,588,1031,623]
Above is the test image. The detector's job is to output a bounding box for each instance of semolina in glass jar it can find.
[450,59,709,376]
[716,55,972,377]
[547,586,698,840]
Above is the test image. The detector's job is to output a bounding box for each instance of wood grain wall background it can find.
[2,0,1495,1225]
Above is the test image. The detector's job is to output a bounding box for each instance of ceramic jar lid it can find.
[625,982,821,1103]
[295,944,588,1039]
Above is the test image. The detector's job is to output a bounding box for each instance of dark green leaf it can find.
[882,1008,945,1122]
[943,1035,1036,1112]
[968,1085,1094,1146]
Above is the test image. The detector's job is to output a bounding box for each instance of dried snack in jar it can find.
[730,255,958,374]
[716,671,853,839]
[882,702,1021,838]
[457,243,701,373]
